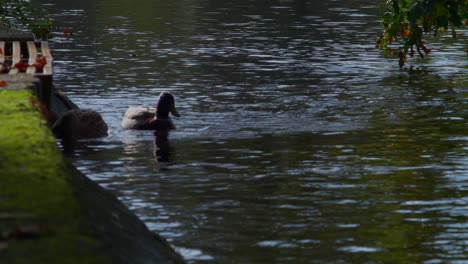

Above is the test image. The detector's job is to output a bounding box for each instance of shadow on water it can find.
[154,132,171,164]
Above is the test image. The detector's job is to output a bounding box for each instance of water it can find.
[44,0,467,263]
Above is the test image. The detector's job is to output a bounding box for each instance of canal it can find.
[44,0,467,263]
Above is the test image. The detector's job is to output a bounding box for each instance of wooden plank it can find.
[41,41,53,75]
[43,63,53,75]
[41,41,53,60]
[0,41,5,63]
[10,42,20,75]
[12,41,21,65]
[27,41,37,65]
[8,67,18,75]
[26,66,36,74]
[26,41,37,74]
[26,41,38,75]
[0,41,5,72]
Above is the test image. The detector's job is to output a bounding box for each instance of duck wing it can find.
[123,106,155,120]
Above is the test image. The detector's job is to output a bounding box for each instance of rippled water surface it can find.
[44,0,467,263]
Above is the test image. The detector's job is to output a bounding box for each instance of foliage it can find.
[0,0,53,39]
[377,0,468,67]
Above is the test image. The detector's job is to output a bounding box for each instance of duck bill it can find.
[170,105,180,117]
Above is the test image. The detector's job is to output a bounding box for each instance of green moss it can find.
[0,89,109,263]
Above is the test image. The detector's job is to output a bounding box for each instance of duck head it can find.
[156,92,180,119]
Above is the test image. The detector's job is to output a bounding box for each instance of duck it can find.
[50,90,108,140]
[121,92,180,131]
[52,109,108,139]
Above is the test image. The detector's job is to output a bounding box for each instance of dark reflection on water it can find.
[73,127,468,263]
[44,0,467,262]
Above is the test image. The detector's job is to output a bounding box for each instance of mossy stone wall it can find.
[0,89,109,263]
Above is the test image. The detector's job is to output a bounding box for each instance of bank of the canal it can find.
[0,87,184,263]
